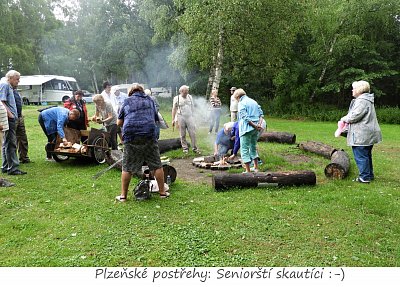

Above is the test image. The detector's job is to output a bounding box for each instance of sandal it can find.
[159,191,170,199]
[115,195,127,202]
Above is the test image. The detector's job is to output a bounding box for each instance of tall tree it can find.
[0,0,59,75]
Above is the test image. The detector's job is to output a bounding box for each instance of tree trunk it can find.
[309,19,345,102]
[207,27,225,98]
[91,67,99,93]
[258,132,296,144]
[105,138,182,169]
[324,150,350,179]
[211,28,224,92]
[213,170,316,191]
[205,61,215,98]
[298,141,336,159]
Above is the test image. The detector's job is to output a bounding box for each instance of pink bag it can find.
[334,121,348,137]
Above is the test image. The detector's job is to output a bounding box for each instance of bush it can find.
[262,99,399,124]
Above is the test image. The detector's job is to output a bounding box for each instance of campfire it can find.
[193,155,243,170]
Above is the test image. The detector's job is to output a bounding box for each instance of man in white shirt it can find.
[100,81,112,103]
[171,85,200,154]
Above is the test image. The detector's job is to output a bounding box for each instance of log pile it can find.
[213,170,316,191]
[258,132,296,144]
[54,142,88,154]
[298,141,350,179]
[192,156,243,170]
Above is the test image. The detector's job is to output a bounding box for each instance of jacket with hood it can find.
[340,93,382,146]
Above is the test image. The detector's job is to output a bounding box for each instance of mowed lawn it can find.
[0,103,399,266]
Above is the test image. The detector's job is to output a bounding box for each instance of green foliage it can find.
[1,105,400,266]
[0,0,60,75]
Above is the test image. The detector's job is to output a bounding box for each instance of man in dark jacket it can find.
[115,83,169,202]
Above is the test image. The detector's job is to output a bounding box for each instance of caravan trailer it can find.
[18,75,79,105]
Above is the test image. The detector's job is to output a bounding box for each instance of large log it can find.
[105,138,182,167]
[213,170,316,191]
[158,138,182,153]
[298,141,336,159]
[104,140,178,182]
[324,150,350,179]
[258,132,296,144]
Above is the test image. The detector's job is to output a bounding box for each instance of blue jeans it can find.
[209,108,221,133]
[1,119,20,173]
[352,145,374,181]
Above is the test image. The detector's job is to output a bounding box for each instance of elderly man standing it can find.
[116,83,169,202]
[0,70,27,175]
[171,85,200,154]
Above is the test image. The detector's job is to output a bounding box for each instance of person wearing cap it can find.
[229,86,238,121]
[110,86,128,115]
[116,83,169,202]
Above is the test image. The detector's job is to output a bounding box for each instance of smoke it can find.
[143,45,183,89]
[190,95,230,151]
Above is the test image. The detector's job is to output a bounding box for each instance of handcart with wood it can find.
[47,127,110,164]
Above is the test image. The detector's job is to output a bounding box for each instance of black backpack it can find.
[133,179,151,201]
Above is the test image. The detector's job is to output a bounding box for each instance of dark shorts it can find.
[122,137,162,173]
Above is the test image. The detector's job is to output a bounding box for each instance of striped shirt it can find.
[209,96,222,109]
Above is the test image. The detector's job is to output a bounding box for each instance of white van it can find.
[18,75,79,105]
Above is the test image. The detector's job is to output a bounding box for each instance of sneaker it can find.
[193,149,201,155]
[352,177,370,184]
[46,158,55,162]
[183,149,188,154]
[115,195,127,202]
[250,167,259,173]
[8,169,27,175]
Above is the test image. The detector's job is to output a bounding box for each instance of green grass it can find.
[0,103,399,266]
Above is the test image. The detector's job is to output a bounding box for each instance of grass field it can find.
[0,103,399,266]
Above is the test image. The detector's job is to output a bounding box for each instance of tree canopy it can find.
[1,0,399,107]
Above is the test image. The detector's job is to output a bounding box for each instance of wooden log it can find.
[298,141,336,159]
[324,150,350,179]
[105,138,182,167]
[158,138,182,153]
[213,170,316,191]
[258,132,296,144]
[203,155,217,163]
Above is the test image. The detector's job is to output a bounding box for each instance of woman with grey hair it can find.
[234,88,264,173]
[340,80,382,183]
[92,94,118,150]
